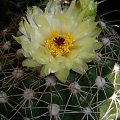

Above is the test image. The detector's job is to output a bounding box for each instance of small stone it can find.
[69,82,81,94]
[45,75,57,86]
[83,107,92,115]
[99,20,106,29]
[0,91,8,103]
[112,63,120,73]
[23,89,34,100]
[12,68,24,79]
[101,37,110,46]
[95,76,106,89]
[2,28,8,36]
[48,104,60,116]
[2,41,11,50]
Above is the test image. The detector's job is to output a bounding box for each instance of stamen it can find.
[46,32,74,56]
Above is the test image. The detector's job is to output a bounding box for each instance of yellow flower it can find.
[14,0,102,83]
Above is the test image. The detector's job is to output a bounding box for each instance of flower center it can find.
[46,32,74,56]
[54,37,65,45]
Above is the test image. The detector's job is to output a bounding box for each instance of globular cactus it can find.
[0,0,120,120]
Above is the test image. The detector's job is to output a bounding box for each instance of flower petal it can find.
[40,62,59,77]
[55,68,69,83]
[72,60,88,74]
[32,46,53,64]
[14,0,102,83]
[22,59,39,67]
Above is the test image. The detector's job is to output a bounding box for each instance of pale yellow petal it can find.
[22,59,39,67]
[72,20,99,40]
[55,68,69,83]
[55,55,73,70]
[40,62,59,77]
[13,36,21,44]
[34,14,50,28]
[17,48,30,58]
[19,20,28,36]
[72,60,88,74]
[32,46,53,64]
[64,0,76,16]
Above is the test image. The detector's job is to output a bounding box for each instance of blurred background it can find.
[97,0,120,25]
[0,0,120,31]
[0,0,47,30]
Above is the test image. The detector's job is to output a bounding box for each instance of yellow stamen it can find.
[46,32,74,56]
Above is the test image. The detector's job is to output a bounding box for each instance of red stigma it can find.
[54,37,65,45]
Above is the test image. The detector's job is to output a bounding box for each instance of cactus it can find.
[0,0,120,120]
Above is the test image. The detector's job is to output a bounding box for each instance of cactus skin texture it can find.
[0,0,120,120]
